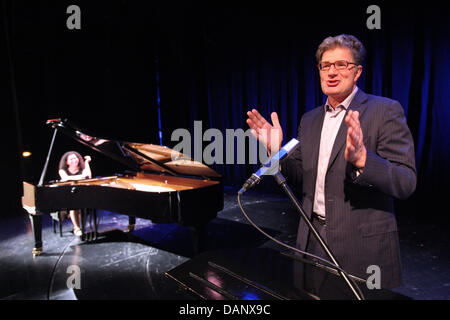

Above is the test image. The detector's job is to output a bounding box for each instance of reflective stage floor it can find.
[1,187,449,300]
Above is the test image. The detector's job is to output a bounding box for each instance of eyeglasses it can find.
[318,60,358,71]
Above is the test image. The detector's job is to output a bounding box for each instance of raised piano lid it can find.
[48,119,221,179]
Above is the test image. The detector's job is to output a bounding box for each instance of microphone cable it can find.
[237,192,365,300]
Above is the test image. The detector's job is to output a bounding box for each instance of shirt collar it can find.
[324,86,359,112]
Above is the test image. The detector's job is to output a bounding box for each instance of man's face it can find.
[319,47,362,102]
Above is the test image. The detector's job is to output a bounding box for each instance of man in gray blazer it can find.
[247,34,416,290]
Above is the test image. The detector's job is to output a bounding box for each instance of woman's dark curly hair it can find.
[58,151,85,171]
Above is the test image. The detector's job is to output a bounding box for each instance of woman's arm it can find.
[82,156,92,179]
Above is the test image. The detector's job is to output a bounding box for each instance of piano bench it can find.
[50,210,69,237]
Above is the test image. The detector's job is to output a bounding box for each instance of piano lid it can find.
[47,119,221,178]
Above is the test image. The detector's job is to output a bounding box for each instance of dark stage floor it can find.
[1,187,449,300]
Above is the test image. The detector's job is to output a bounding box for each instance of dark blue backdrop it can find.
[1,1,449,219]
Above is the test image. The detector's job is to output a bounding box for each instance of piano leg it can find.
[189,224,207,255]
[29,213,43,256]
[127,216,136,232]
[92,209,98,240]
[80,209,98,241]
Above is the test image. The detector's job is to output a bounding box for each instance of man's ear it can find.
[354,65,363,83]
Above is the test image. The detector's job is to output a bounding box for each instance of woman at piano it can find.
[58,151,92,237]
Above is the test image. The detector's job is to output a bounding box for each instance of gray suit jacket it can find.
[281,89,416,288]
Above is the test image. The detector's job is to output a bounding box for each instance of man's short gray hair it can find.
[316,34,366,66]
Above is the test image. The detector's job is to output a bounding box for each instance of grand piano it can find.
[21,119,223,256]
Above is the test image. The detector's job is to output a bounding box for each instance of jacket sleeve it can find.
[353,100,417,200]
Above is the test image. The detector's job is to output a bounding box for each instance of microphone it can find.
[238,138,299,194]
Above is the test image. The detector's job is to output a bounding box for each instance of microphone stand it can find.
[272,170,363,300]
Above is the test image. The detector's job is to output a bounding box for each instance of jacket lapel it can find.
[326,89,368,172]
